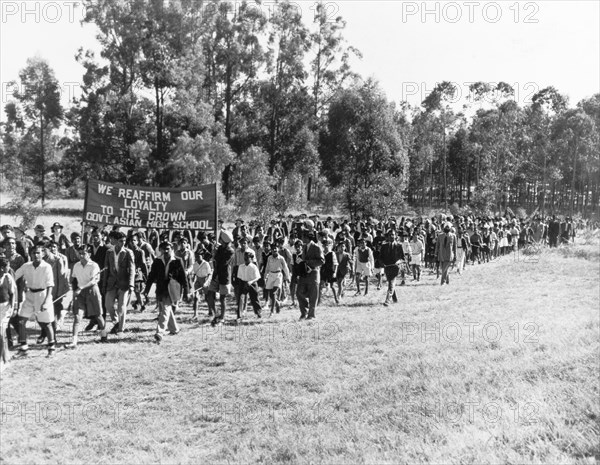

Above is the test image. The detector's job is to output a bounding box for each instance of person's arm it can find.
[140,251,149,279]
[281,257,290,282]
[203,262,213,288]
[246,264,261,286]
[43,267,54,308]
[5,274,16,309]
[125,251,135,290]
[452,236,457,262]
[144,261,157,296]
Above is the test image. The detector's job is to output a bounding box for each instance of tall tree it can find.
[422,81,458,212]
[309,1,361,119]
[10,57,63,204]
[320,79,409,218]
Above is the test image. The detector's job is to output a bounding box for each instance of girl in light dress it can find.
[498,225,509,255]
[318,239,338,305]
[264,243,290,315]
[354,238,374,296]
[409,231,424,281]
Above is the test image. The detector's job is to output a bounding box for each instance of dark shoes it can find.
[84,322,97,331]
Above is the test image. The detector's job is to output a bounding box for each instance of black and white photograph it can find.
[0,0,599,463]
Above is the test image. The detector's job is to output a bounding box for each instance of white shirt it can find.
[237,263,261,283]
[192,261,212,279]
[15,261,54,290]
[72,260,101,289]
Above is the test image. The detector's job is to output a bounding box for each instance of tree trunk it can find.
[40,113,45,205]
[570,137,577,217]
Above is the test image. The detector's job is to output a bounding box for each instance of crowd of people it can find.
[0,212,588,360]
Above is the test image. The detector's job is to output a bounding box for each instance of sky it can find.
[0,0,598,120]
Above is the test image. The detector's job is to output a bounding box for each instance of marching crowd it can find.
[0,212,586,359]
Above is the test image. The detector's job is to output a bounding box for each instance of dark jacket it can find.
[145,255,189,300]
[213,244,235,285]
[103,246,135,291]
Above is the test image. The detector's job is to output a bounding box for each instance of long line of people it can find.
[0,213,589,360]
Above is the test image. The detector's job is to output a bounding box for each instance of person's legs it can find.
[66,299,82,348]
[104,288,118,323]
[296,278,309,318]
[355,271,362,295]
[17,317,29,351]
[6,315,20,348]
[384,269,397,305]
[440,261,451,285]
[247,284,262,317]
[336,276,344,299]
[206,291,216,317]
[330,283,339,304]
[236,285,246,319]
[39,322,55,355]
[116,289,131,332]
[307,276,319,319]
[290,278,297,306]
[156,298,170,334]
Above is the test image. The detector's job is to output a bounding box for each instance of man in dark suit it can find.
[103,231,135,334]
[379,229,405,306]
[296,221,325,320]
[435,223,457,286]
[548,215,560,248]
[144,241,189,343]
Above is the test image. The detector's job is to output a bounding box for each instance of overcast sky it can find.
[1,0,598,118]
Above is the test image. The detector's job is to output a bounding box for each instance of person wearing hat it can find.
[232,219,245,242]
[32,225,49,247]
[207,230,235,326]
[65,232,83,271]
[50,222,71,256]
[235,250,262,321]
[434,222,457,286]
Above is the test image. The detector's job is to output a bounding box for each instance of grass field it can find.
[1,240,598,464]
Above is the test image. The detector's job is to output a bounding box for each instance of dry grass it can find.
[1,241,598,464]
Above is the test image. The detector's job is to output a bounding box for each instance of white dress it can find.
[410,240,423,266]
